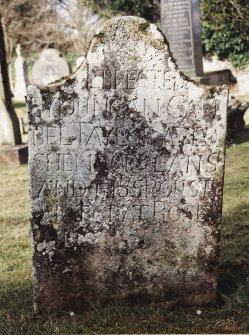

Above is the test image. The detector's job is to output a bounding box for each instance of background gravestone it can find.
[161,0,204,76]
[0,93,15,146]
[27,16,228,313]
[32,48,70,85]
[160,0,235,86]
[14,44,29,102]
[0,20,27,165]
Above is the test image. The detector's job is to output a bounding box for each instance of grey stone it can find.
[0,143,28,165]
[0,97,15,146]
[0,20,22,146]
[27,16,228,313]
[0,93,28,164]
[14,44,29,102]
[0,51,28,165]
[161,0,204,76]
[32,49,70,85]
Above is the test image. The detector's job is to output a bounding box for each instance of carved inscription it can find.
[29,78,225,234]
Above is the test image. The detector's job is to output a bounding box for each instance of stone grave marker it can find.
[161,0,203,76]
[14,44,29,102]
[0,21,28,165]
[0,68,28,164]
[32,48,70,85]
[27,16,228,313]
[0,98,15,146]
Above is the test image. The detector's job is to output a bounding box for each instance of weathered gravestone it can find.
[27,16,228,313]
[14,44,29,102]
[32,49,70,86]
[161,0,203,76]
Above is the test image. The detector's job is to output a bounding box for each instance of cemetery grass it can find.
[1,132,249,334]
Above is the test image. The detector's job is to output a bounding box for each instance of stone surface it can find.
[232,65,249,98]
[32,49,70,85]
[203,56,235,74]
[0,38,27,165]
[0,95,28,165]
[161,0,203,76]
[203,57,249,95]
[244,108,249,125]
[0,20,22,146]
[200,69,237,87]
[0,144,28,165]
[0,97,15,146]
[14,44,29,101]
[0,93,28,164]
[27,16,228,313]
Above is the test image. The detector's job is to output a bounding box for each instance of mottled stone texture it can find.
[27,17,228,313]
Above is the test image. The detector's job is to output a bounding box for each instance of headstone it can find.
[161,0,203,76]
[32,49,70,85]
[0,97,15,146]
[0,21,28,165]
[14,44,29,101]
[0,69,28,164]
[27,16,228,314]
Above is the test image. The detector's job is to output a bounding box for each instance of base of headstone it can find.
[33,278,217,313]
[0,144,28,165]
[193,69,237,86]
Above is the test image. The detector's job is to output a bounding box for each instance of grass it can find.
[12,100,26,109]
[1,131,249,334]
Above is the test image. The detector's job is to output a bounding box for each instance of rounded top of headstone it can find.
[92,16,167,50]
[80,16,175,78]
[40,48,61,62]
[32,48,70,85]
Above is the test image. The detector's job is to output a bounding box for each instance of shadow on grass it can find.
[0,280,189,334]
[0,279,33,314]
[218,202,249,309]
[0,280,35,335]
[228,128,249,145]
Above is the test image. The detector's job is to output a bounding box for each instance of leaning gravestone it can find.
[0,97,15,146]
[0,20,28,165]
[32,48,70,85]
[27,16,228,313]
[161,0,204,76]
[0,70,28,164]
